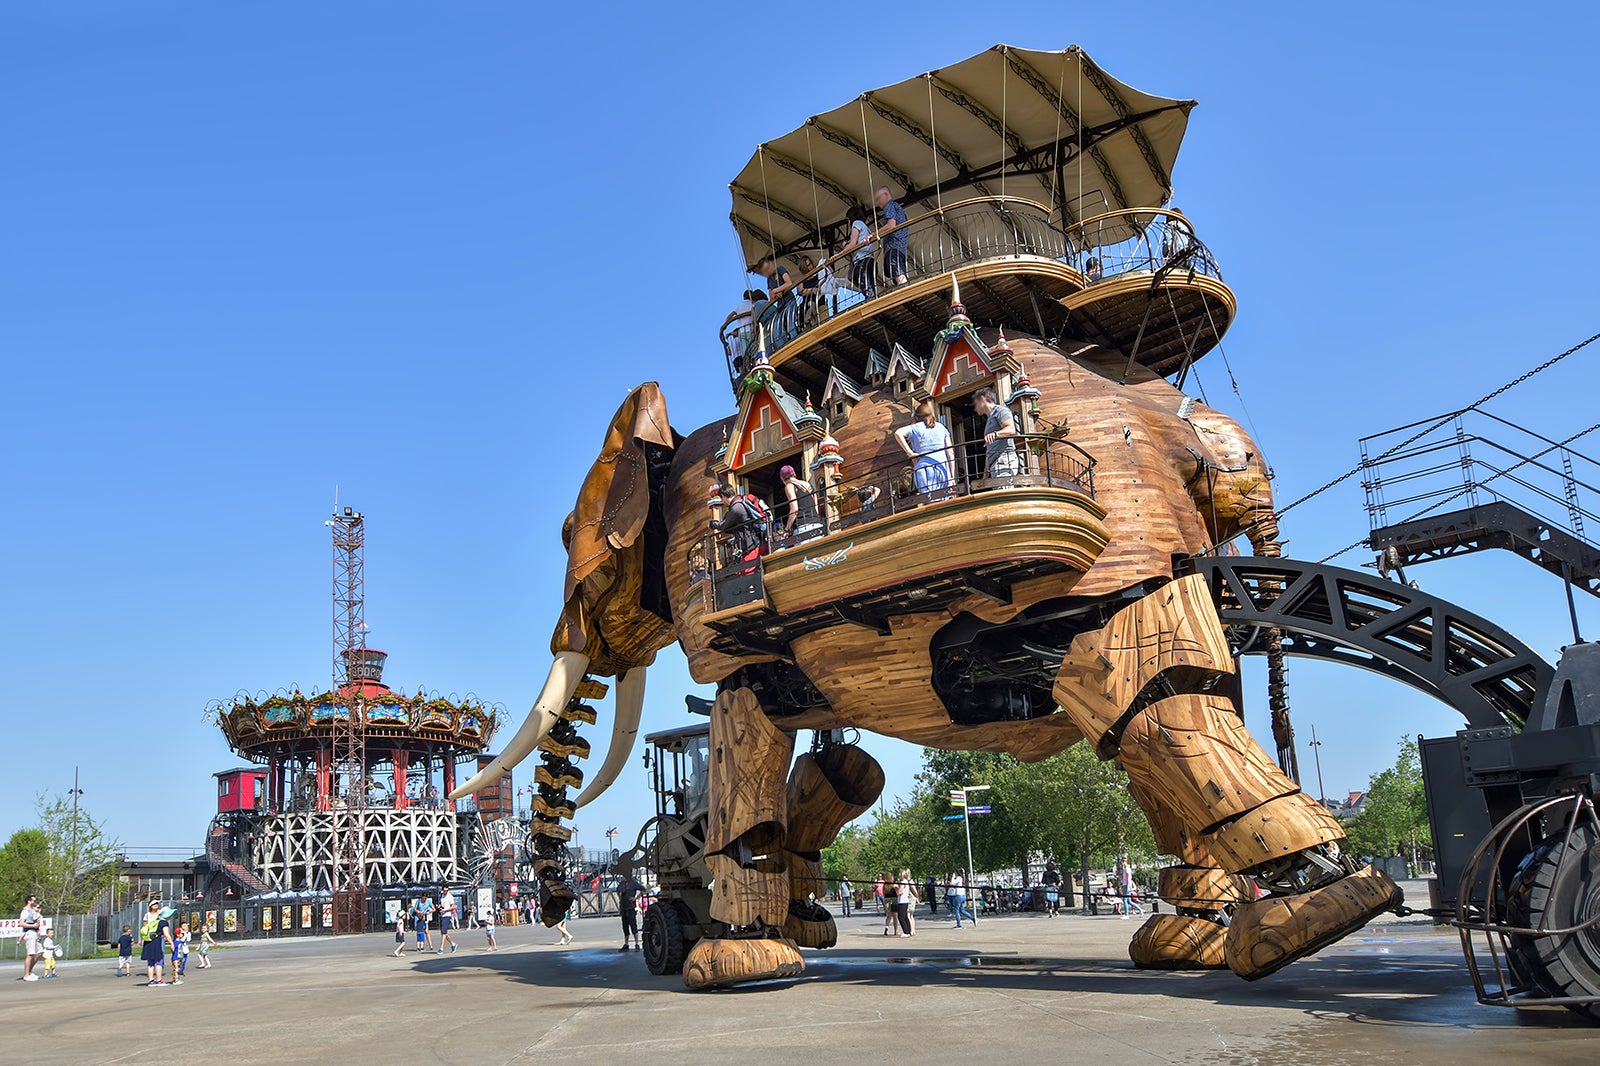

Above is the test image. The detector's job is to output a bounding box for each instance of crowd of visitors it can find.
[728,186,912,361]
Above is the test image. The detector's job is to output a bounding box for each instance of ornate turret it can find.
[794,391,824,439]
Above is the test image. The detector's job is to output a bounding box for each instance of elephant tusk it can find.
[574,666,645,809]
[449,650,591,800]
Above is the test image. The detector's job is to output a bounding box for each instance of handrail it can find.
[1060,208,1224,287]
[693,432,1097,612]
[718,198,1225,390]
[720,195,1072,382]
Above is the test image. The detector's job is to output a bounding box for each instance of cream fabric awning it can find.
[729,44,1194,266]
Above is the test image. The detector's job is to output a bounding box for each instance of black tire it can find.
[642,901,688,976]
[1506,818,1600,1022]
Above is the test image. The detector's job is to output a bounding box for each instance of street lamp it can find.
[68,767,85,871]
[1309,725,1328,807]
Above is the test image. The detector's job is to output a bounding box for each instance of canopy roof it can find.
[729,44,1195,265]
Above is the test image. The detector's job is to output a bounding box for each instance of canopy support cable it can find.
[925,75,943,212]
[804,125,823,254]
[999,45,1008,200]
[1045,50,1067,228]
[858,98,877,205]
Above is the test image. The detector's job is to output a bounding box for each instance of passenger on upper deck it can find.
[973,387,1019,478]
[841,206,876,299]
[779,464,825,543]
[796,254,835,329]
[756,255,795,306]
[755,255,797,347]
[1161,213,1194,261]
[722,289,763,366]
[874,187,910,286]
[895,400,955,494]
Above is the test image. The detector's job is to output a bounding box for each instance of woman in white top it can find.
[841,205,877,299]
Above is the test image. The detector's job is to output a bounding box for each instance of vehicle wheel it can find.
[1506,817,1600,1022]
[642,901,688,976]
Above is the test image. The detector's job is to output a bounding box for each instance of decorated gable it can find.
[926,322,993,397]
[884,342,925,397]
[727,384,803,470]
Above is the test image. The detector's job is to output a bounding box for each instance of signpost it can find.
[951,784,991,920]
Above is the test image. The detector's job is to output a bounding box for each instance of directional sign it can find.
[967,806,991,814]
[942,814,965,821]
[949,790,966,802]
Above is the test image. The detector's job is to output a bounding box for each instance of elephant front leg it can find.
[682,686,806,990]
[782,740,886,948]
[1056,575,1403,981]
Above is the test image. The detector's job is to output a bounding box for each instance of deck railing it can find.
[722,196,1071,378]
[695,433,1096,612]
[720,200,1224,385]
[1061,208,1223,288]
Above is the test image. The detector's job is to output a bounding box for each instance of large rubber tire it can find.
[643,901,689,976]
[1506,818,1600,1022]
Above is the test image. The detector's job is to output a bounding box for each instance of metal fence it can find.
[0,913,103,960]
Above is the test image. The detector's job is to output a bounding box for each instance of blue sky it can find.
[3,2,1597,857]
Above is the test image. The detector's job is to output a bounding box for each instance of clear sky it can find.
[4,2,1597,858]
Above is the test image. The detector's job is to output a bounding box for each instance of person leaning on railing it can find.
[874,186,910,286]
[894,400,956,494]
[973,387,1019,477]
[841,205,877,299]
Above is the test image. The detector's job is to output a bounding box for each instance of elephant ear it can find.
[559,382,674,654]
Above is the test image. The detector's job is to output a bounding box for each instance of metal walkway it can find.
[1358,411,1600,626]
[1182,555,1553,731]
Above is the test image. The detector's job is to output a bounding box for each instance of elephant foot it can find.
[682,937,805,990]
[782,900,837,949]
[1128,913,1229,970]
[1223,866,1403,980]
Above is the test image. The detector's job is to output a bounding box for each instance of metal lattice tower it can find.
[328,506,368,930]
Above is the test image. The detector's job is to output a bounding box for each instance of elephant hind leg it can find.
[1125,777,1245,970]
[1056,575,1402,980]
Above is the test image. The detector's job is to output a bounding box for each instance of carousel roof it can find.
[728,44,1195,264]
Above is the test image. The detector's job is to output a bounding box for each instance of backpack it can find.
[740,494,771,538]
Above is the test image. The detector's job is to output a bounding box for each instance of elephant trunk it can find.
[449,650,591,800]
[574,666,646,808]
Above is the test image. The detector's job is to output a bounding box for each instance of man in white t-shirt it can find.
[18,895,43,981]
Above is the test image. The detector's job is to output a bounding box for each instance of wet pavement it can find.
[3,886,1596,1064]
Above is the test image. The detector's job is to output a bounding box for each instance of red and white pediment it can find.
[727,386,800,470]
[926,326,993,398]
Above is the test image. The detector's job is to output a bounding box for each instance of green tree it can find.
[0,829,52,916]
[1341,737,1430,872]
[835,742,1159,903]
[820,824,869,888]
[0,795,125,916]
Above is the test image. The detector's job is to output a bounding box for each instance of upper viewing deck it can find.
[719,45,1235,395]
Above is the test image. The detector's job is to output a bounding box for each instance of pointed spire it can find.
[944,271,972,335]
[795,388,824,437]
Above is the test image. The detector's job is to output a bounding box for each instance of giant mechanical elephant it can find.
[453,326,1401,988]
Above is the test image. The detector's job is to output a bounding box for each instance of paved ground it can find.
[3,885,1597,1065]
